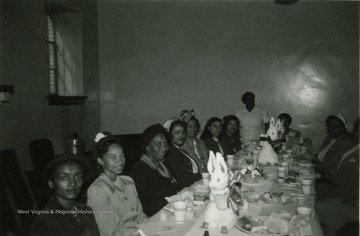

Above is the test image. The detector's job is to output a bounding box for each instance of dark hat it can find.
[41,154,93,185]
[141,124,168,153]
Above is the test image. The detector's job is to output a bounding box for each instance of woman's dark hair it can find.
[200,117,222,140]
[169,120,187,139]
[222,115,240,137]
[95,131,122,158]
[278,113,292,124]
[94,131,122,174]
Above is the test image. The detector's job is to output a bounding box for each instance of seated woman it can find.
[331,118,359,203]
[314,114,357,179]
[164,120,202,189]
[315,118,359,236]
[200,117,225,157]
[30,154,100,236]
[278,113,301,139]
[87,132,148,236]
[179,109,209,173]
[220,115,242,156]
[131,124,179,217]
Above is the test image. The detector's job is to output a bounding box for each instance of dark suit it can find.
[220,133,242,156]
[131,157,179,217]
[164,143,202,189]
[202,137,226,158]
[30,197,100,236]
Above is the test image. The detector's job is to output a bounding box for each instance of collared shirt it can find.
[87,174,148,236]
[235,105,270,142]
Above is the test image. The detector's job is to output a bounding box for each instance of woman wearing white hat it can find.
[314,114,357,181]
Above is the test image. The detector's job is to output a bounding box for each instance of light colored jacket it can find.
[87,174,148,236]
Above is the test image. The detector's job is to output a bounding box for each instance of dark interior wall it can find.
[0,0,100,170]
[98,1,359,152]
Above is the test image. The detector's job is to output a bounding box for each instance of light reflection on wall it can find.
[285,63,328,109]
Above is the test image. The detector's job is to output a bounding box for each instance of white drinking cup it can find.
[280,162,289,173]
[299,137,304,144]
[301,179,312,195]
[297,207,312,219]
[173,201,187,224]
[226,155,234,167]
[202,173,210,186]
[300,146,307,154]
[298,196,306,205]
[277,167,286,178]
[159,210,168,221]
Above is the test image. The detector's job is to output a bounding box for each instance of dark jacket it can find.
[202,137,225,158]
[164,143,202,189]
[332,145,359,203]
[220,133,242,156]
[131,157,179,217]
[315,134,356,174]
[29,197,100,236]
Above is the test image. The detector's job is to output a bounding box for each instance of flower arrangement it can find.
[239,165,262,177]
[237,165,264,184]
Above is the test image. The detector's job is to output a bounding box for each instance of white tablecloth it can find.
[138,179,324,236]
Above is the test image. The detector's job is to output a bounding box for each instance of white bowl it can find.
[301,179,312,185]
[297,207,312,215]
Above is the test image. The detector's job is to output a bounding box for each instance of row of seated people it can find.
[30,122,198,236]
[29,111,358,236]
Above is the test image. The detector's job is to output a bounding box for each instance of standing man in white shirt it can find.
[235,92,270,144]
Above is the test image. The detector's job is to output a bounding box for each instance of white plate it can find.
[272,178,301,188]
[244,193,292,206]
[235,227,289,236]
[241,178,269,186]
[235,217,288,236]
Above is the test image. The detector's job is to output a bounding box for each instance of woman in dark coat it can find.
[314,115,356,178]
[220,115,242,156]
[30,154,100,236]
[200,117,226,158]
[131,124,179,217]
[164,120,202,189]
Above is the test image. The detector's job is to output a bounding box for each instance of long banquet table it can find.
[138,176,324,236]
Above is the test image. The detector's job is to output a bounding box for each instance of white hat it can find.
[163,118,178,132]
[334,114,353,132]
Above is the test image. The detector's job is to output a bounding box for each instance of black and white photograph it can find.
[0,0,359,236]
